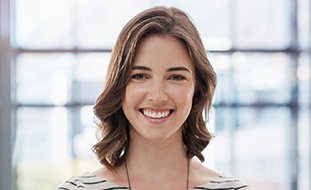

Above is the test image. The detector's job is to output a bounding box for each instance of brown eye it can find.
[131,73,147,80]
[168,75,186,81]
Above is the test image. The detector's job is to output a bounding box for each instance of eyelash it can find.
[131,73,148,80]
[131,73,186,81]
[168,74,186,81]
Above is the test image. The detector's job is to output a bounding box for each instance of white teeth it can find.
[143,109,170,119]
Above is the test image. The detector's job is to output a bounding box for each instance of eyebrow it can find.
[167,66,191,72]
[132,65,151,71]
[132,65,191,72]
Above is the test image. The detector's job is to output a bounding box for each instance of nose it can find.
[146,80,168,105]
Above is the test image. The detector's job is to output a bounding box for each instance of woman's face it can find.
[122,35,196,141]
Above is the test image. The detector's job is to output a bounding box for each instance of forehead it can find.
[133,35,194,70]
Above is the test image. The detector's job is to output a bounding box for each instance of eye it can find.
[131,73,147,80]
[168,75,186,81]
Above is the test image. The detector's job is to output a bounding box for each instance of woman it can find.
[59,6,251,190]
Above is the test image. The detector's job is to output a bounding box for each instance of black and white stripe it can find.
[58,172,251,190]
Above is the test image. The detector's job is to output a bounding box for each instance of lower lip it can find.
[141,112,171,124]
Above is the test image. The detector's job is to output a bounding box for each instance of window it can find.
[9,0,311,189]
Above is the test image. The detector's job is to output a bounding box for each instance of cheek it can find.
[123,84,145,108]
[122,86,136,121]
[169,85,195,107]
[123,86,135,108]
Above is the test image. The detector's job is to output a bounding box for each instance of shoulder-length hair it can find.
[93,6,217,169]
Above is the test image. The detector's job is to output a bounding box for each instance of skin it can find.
[94,35,219,190]
[123,34,196,142]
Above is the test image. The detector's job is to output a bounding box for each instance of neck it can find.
[126,128,188,178]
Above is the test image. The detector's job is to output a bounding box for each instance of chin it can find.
[142,129,182,142]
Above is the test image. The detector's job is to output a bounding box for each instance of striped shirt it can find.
[58,172,251,190]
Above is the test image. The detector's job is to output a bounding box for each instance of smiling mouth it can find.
[139,109,174,119]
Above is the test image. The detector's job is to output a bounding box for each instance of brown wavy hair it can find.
[93,6,217,169]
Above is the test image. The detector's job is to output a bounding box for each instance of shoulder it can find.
[57,172,128,190]
[193,175,252,190]
[190,160,251,190]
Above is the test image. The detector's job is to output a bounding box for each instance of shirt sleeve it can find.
[57,176,87,190]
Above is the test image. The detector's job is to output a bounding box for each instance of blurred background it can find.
[0,0,310,190]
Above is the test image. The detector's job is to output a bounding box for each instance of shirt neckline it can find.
[83,172,226,188]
